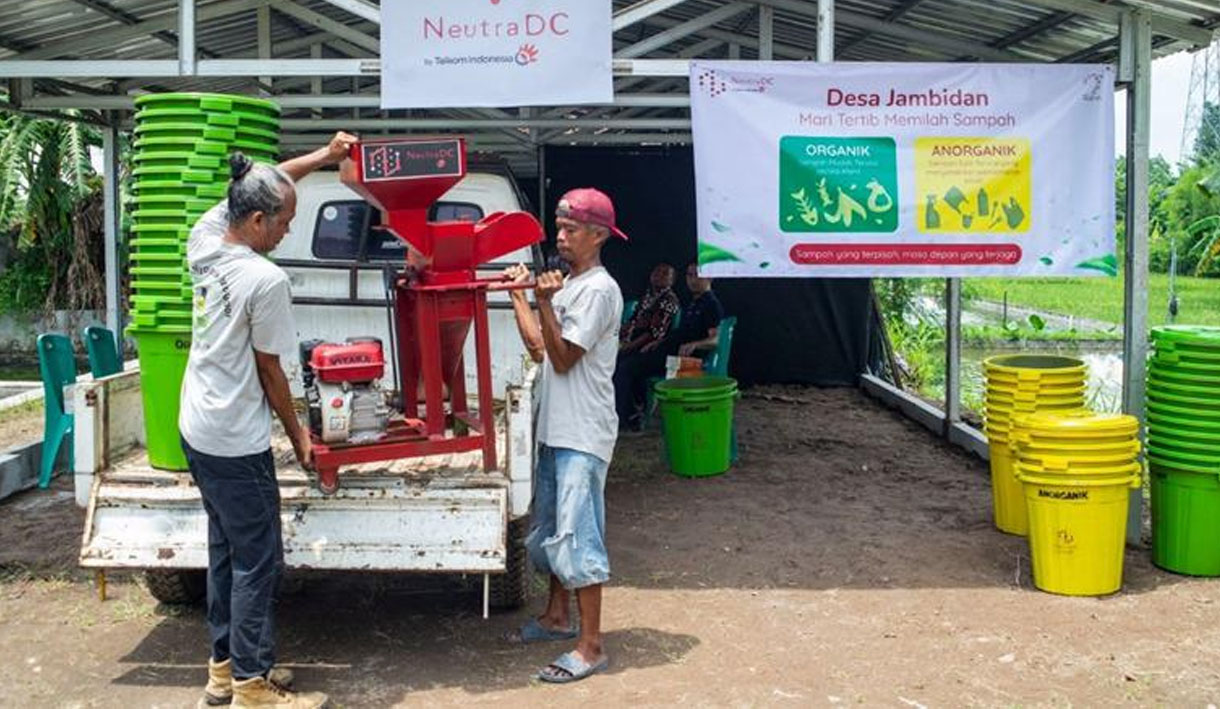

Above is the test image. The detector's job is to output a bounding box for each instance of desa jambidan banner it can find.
[381,0,612,109]
[691,62,1116,278]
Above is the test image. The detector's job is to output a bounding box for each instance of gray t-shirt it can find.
[536,266,623,464]
[178,201,297,458]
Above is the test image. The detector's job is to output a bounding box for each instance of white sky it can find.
[1114,49,1197,166]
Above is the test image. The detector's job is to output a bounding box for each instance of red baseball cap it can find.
[556,188,629,241]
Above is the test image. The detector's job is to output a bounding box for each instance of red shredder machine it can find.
[302,137,543,493]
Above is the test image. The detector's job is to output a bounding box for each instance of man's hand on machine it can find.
[279,131,360,181]
[324,131,359,164]
[292,428,316,471]
[535,270,565,301]
[504,263,531,285]
[502,263,535,300]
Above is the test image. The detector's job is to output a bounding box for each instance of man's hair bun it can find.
[229,152,253,181]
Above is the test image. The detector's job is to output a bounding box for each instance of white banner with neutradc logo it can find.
[381,0,612,109]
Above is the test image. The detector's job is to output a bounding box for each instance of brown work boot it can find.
[231,676,327,708]
[204,658,296,705]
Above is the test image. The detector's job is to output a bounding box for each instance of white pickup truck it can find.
[73,160,542,612]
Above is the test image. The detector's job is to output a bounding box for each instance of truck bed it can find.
[73,368,536,573]
[105,415,508,487]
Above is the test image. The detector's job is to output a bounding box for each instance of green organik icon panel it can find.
[780,136,899,234]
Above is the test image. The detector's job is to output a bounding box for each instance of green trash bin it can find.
[1147,325,1220,575]
[131,329,192,471]
[1151,461,1220,576]
[654,376,738,478]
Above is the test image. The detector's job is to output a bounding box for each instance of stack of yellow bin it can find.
[982,355,1087,535]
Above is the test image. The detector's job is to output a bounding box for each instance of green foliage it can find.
[1115,155,1220,277]
[1187,214,1220,275]
[0,109,104,314]
[1115,156,1176,259]
[875,278,946,391]
[0,257,52,312]
[1163,161,1220,277]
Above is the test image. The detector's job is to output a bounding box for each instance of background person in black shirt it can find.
[613,263,725,429]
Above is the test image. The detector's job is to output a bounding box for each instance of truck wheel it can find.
[490,516,529,611]
[144,569,206,605]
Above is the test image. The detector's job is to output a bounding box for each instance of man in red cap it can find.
[504,187,626,683]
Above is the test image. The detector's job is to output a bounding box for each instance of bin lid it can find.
[134,92,280,116]
[654,376,738,400]
[1014,463,1141,487]
[1009,411,1140,439]
[136,107,280,128]
[1151,325,1220,350]
[1148,455,1220,476]
[982,354,1086,377]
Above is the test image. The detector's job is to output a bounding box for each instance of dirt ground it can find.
[2,385,1220,708]
[0,399,44,449]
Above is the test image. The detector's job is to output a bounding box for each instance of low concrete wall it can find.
[859,373,989,461]
[0,309,106,354]
[0,439,64,501]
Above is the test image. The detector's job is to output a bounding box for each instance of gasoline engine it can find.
[300,338,392,444]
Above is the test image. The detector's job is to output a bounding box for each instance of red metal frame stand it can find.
[307,137,542,494]
[310,279,526,493]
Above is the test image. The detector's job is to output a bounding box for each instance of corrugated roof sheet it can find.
[0,0,1214,154]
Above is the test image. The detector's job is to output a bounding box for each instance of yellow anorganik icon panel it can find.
[914,137,1032,234]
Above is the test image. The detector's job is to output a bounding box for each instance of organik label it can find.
[779,136,899,234]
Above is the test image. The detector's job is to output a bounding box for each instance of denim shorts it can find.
[526,445,610,589]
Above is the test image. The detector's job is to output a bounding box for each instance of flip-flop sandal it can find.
[537,651,609,684]
[505,618,578,644]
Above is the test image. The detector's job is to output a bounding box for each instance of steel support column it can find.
[759,5,774,60]
[178,0,196,75]
[817,0,835,62]
[102,116,123,352]
[257,4,271,90]
[945,279,962,432]
[1120,9,1151,545]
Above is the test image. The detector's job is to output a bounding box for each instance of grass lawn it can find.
[966,274,1220,327]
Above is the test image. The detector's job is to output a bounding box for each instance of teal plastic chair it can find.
[621,299,638,326]
[37,333,77,488]
[83,326,121,378]
[701,316,737,377]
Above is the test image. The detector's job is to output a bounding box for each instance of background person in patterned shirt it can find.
[619,263,679,356]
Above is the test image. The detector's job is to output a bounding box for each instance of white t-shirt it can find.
[536,266,623,464]
[178,201,297,457]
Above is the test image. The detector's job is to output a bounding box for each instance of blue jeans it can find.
[182,437,283,680]
[527,445,611,589]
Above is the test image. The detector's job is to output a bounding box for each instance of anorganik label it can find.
[914,137,1031,234]
[779,136,899,234]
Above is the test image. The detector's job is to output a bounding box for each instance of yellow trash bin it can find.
[1017,464,1142,596]
[1010,411,1143,596]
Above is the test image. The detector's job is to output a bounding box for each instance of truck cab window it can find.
[312,200,484,262]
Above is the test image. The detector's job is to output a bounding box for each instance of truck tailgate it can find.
[80,469,508,572]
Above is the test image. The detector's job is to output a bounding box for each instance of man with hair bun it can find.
[179,132,356,709]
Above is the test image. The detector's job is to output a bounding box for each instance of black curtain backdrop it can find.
[540,145,879,387]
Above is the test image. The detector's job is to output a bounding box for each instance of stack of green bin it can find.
[1147,326,1220,575]
[128,93,281,469]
